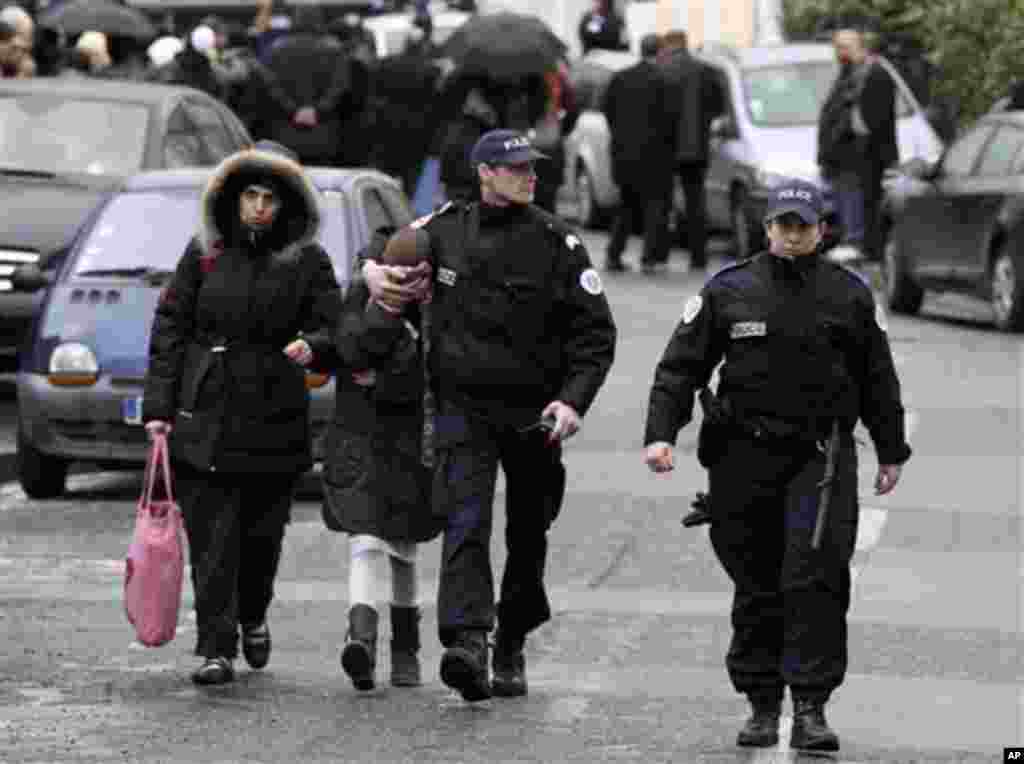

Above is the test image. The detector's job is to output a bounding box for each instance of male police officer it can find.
[364,129,616,702]
[643,180,910,751]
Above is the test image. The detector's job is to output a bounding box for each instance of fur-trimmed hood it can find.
[198,140,321,261]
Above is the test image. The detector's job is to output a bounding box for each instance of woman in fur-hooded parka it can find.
[142,140,341,685]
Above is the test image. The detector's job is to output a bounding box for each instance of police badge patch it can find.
[682,295,703,324]
[579,268,603,295]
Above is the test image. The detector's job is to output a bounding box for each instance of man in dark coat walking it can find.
[601,33,674,272]
[262,5,354,166]
[659,29,726,271]
[142,140,342,686]
[817,22,898,263]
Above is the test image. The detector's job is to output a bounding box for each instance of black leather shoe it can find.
[242,622,271,670]
[491,632,527,698]
[440,631,491,702]
[341,604,378,692]
[736,707,780,747]
[791,699,840,751]
[191,657,235,686]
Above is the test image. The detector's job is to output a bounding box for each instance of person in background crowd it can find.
[644,180,909,753]
[438,80,500,203]
[578,0,627,55]
[659,29,725,271]
[147,35,183,70]
[248,0,291,64]
[367,19,443,194]
[0,19,28,77]
[817,19,897,264]
[0,5,32,76]
[262,4,353,166]
[142,141,342,687]
[601,33,674,272]
[148,25,227,101]
[72,30,111,75]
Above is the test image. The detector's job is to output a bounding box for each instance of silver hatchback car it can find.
[563,43,945,258]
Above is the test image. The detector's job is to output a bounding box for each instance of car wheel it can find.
[990,247,1024,331]
[17,426,68,499]
[575,163,603,230]
[883,238,924,315]
[730,188,760,259]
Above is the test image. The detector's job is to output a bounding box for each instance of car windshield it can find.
[741,61,838,127]
[70,188,352,282]
[0,94,150,176]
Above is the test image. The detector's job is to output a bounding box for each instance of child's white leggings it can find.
[348,534,418,607]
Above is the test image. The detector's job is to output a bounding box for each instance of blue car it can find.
[14,167,414,498]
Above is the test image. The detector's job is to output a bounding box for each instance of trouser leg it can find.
[435,408,500,647]
[781,435,859,703]
[237,474,296,628]
[607,187,636,263]
[708,438,788,704]
[679,162,709,267]
[642,191,670,265]
[495,429,567,638]
[175,465,243,660]
[860,160,886,261]
[833,172,865,248]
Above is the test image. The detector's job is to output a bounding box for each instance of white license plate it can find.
[122,396,143,425]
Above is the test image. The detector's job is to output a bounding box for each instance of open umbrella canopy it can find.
[440,12,567,82]
[39,0,156,41]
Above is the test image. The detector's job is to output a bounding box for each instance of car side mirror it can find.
[710,115,736,139]
[11,263,53,293]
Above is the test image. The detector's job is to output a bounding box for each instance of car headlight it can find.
[48,342,99,386]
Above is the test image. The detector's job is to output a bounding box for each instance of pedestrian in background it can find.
[142,141,342,686]
[321,226,442,692]
[817,19,897,263]
[578,0,627,55]
[363,129,616,703]
[601,33,674,272]
[644,180,910,753]
[659,29,726,272]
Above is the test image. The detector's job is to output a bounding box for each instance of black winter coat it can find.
[143,147,342,475]
[659,49,726,165]
[320,267,442,542]
[601,59,675,192]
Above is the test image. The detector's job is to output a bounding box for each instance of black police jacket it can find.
[411,201,617,428]
[644,252,911,465]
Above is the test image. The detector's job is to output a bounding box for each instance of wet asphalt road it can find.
[0,232,1021,763]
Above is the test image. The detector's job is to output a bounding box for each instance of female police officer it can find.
[644,180,910,751]
[364,129,616,702]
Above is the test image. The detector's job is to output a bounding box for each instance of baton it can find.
[812,419,841,551]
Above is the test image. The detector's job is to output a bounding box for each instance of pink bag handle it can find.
[141,433,175,508]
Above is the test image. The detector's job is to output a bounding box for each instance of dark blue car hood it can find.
[32,281,161,377]
[0,176,118,254]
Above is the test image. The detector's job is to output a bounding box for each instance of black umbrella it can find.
[440,12,567,82]
[39,0,156,41]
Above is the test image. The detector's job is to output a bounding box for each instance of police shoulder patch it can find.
[579,268,603,295]
[682,295,703,324]
[409,201,454,230]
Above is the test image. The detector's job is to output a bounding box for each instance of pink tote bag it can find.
[124,433,185,647]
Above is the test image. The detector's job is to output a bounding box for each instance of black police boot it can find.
[389,605,421,688]
[440,629,491,702]
[736,698,781,747]
[241,622,271,670]
[790,698,840,752]
[341,604,378,691]
[491,629,527,698]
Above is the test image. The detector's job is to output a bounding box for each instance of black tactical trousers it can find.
[433,402,567,647]
[174,462,298,660]
[708,431,858,705]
